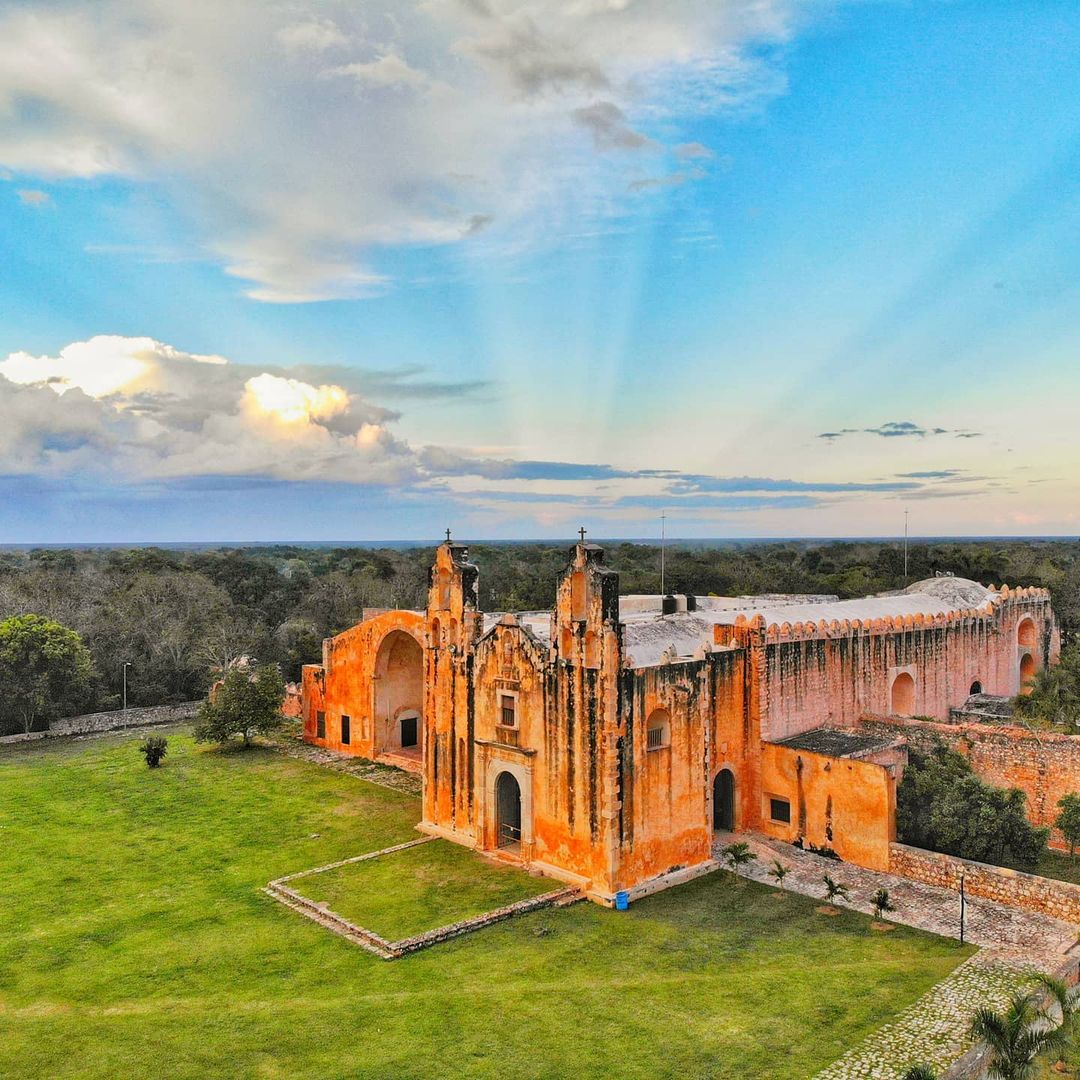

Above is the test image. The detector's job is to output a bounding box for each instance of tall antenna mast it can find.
[660,511,666,596]
[903,508,909,583]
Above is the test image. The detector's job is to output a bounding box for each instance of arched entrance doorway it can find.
[713,769,735,831]
[373,630,423,760]
[1019,653,1036,695]
[495,772,522,851]
[891,672,916,716]
[969,680,983,696]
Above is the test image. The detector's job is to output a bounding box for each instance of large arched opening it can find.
[1017,618,1037,649]
[1019,653,1036,696]
[495,771,522,851]
[713,769,735,832]
[890,672,916,716]
[373,630,424,760]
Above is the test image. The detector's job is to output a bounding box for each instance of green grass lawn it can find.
[290,838,556,940]
[0,727,973,1080]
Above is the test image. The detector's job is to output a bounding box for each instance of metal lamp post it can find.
[959,868,966,944]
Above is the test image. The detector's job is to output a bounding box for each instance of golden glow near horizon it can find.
[242,372,349,426]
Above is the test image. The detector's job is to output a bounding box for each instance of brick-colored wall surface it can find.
[0,701,199,744]
[744,591,1056,743]
[890,842,1080,924]
[861,715,1080,849]
[760,742,897,870]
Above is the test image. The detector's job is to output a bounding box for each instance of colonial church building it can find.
[302,536,1058,904]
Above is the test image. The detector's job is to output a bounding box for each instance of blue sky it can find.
[1,0,1078,542]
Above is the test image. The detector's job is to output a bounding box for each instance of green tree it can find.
[1014,643,1080,730]
[0,614,95,735]
[872,888,895,921]
[900,1067,937,1080]
[897,745,1049,870]
[969,986,1065,1079]
[822,875,850,906]
[194,662,286,748]
[768,859,789,890]
[1055,794,1080,859]
[722,841,757,884]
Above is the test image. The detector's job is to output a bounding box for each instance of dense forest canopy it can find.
[1,539,1079,722]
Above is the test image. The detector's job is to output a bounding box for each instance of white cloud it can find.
[15,188,51,206]
[0,0,796,302]
[328,53,432,91]
[276,18,348,53]
[0,336,414,483]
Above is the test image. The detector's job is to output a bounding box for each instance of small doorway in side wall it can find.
[400,713,419,749]
[713,769,735,831]
[495,771,522,851]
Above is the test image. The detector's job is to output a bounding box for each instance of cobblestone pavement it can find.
[264,726,422,796]
[814,952,1034,1080]
[713,832,1078,1079]
[713,832,1076,956]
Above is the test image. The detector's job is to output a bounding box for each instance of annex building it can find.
[302,536,1059,904]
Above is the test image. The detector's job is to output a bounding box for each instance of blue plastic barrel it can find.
[615,890,630,911]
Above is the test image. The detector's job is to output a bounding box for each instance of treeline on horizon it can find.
[2,538,1079,723]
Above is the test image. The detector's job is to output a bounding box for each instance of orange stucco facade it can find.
[302,540,1059,902]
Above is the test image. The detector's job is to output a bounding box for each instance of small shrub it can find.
[768,859,789,889]
[872,887,895,921]
[822,874,849,905]
[721,841,756,884]
[140,735,168,769]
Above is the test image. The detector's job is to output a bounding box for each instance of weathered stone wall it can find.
[759,742,898,871]
[861,714,1080,849]
[890,842,1080,923]
[0,701,198,744]
[714,590,1057,745]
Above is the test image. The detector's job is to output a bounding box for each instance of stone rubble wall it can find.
[890,842,1080,925]
[862,714,1080,848]
[0,701,199,744]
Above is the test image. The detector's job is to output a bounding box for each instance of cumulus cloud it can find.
[2,336,980,519]
[0,0,795,301]
[0,336,441,484]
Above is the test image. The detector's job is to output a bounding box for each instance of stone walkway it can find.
[264,726,422,796]
[714,832,1079,1079]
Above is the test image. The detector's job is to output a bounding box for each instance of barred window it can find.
[316,710,326,739]
[646,708,670,750]
[340,714,350,745]
[499,694,517,728]
[769,798,791,824]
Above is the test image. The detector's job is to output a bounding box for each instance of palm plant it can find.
[768,859,789,890]
[900,1066,937,1080]
[722,841,756,884]
[969,986,1066,1079]
[872,887,895,921]
[822,874,849,905]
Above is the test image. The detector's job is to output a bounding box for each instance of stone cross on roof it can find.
[578,526,587,543]
[445,528,452,543]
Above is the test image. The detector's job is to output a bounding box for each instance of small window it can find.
[340,714,350,745]
[646,708,670,751]
[316,710,326,739]
[499,694,516,728]
[769,798,791,824]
